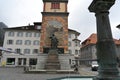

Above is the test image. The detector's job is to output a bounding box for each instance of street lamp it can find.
[88,0,120,80]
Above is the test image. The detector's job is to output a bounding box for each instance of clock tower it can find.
[40,0,69,53]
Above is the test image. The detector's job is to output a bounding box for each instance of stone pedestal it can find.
[45,49,60,70]
[24,53,75,73]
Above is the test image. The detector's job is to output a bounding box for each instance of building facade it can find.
[1,0,81,68]
[68,29,80,55]
[1,24,41,66]
[80,33,120,66]
[1,23,80,67]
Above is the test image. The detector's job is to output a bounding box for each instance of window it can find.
[75,41,79,46]
[17,32,23,37]
[7,58,15,65]
[25,40,31,45]
[34,33,40,37]
[29,58,37,65]
[51,2,60,9]
[15,48,21,53]
[68,50,72,54]
[16,40,22,45]
[33,49,39,54]
[33,40,40,45]
[26,32,32,37]
[24,49,30,54]
[75,50,78,55]
[68,42,71,46]
[7,40,13,45]
[36,26,41,29]
[8,32,14,36]
[69,34,71,38]
[18,58,26,65]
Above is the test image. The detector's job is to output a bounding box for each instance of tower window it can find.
[51,2,60,9]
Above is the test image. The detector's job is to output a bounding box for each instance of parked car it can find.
[91,61,98,71]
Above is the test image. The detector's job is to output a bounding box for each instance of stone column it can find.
[88,0,120,80]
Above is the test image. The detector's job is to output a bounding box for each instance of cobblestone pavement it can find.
[78,66,98,76]
[0,67,80,80]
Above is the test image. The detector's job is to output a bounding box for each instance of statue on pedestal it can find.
[49,34,58,49]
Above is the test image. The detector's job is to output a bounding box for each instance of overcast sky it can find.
[0,0,120,42]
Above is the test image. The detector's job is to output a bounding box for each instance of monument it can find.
[49,34,58,49]
[24,0,75,73]
[45,34,60,70]
[88,0,120,80]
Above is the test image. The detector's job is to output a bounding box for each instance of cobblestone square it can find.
[0,67,81,80]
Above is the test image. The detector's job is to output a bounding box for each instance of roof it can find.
[68,29,80,36]
[34,22,42,25]
[4,25,40,31]
[114,39,120,45]
[0,22,8,28]
[81,33,120,48]
[117,24,120,28]
[72,38,81,42]
[3,23,80,35]
[82,33,97,46]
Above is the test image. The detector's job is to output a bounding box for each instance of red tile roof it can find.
[81,33,120,48]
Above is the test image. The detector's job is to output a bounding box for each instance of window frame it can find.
[33,49,39,54]
[24,49,30,54]
[26,32,32,37]
[8,32,14,37]
[17,32,23,37]
[33,40,40,45]
[7,40,13,45]
[25,40,31,45]
[51,2,60,9]
[16,40,22,45]
[34,33,40,37]
[15,48,21,53]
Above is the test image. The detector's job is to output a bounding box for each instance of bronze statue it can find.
[49,34,58,49]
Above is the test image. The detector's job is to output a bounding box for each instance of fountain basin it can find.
[47,76,94,80]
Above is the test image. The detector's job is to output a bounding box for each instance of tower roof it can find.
[43,0,68,2]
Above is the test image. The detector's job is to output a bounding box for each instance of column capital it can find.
[88,0,115,13]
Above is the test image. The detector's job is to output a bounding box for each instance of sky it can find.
[0,0,120,42]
